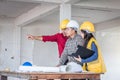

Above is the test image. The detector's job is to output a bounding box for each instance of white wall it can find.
[21,12,60,66]
[0,17,20,71]
[96,18,120,80]
[0,12,60,80]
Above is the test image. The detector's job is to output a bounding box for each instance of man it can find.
[28,19,69,58]
[57,20,85,71]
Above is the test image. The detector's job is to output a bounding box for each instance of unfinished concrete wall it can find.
[0,17,20,71]
[21,12,60,66]
[96,18,120,80]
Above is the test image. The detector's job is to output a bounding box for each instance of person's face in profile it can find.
[61,28,67,36]
[65,27,75,37]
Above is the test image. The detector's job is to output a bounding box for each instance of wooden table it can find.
[0,71,101,80]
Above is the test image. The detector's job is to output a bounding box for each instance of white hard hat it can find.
[66,20,79,30]
[66,62,83,72]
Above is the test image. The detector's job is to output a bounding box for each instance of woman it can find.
[74,21,106,73]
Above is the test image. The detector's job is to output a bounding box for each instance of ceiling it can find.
[0,0,120,25]
[0,1,39,18]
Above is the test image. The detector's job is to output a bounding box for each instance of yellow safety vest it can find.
[83,38,106,73]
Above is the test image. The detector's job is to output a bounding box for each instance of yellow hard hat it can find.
[60,19,69,30]
[80,21,95,32]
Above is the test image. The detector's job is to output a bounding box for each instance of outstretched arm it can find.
[27,33,60,42]
[27,34,43,41]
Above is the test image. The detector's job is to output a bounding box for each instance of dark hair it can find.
[81,30,95,47]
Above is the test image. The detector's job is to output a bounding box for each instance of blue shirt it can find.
[81,42,98,63]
